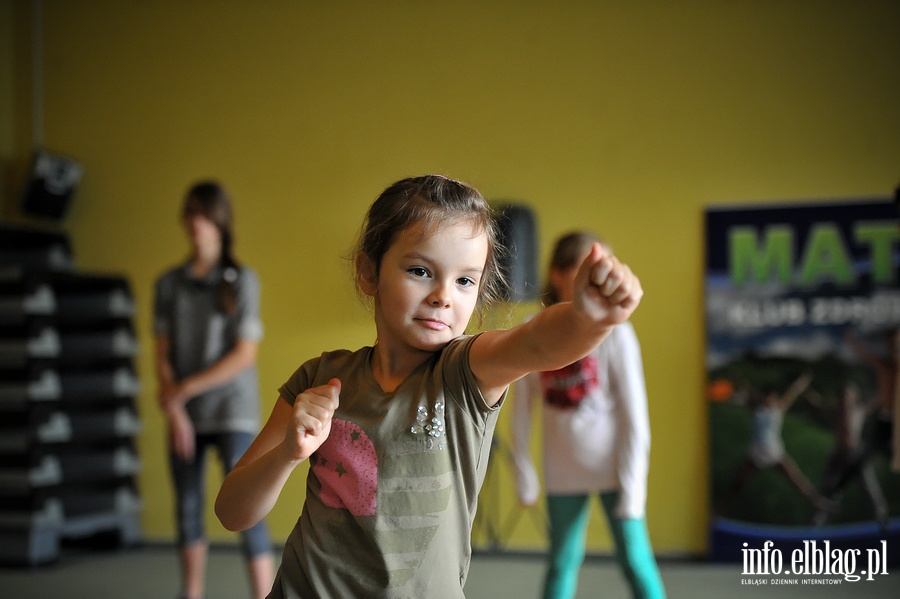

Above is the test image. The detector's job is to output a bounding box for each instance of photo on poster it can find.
[705,199,899,570]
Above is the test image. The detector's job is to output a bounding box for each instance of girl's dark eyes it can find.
[406,268,477,288]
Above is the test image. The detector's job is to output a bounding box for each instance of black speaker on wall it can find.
[494,202,540,302]
[21,150,83,221]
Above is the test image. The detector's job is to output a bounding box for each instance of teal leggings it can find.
[542,492,666,599]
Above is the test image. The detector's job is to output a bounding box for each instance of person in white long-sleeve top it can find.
[512,231,666,599]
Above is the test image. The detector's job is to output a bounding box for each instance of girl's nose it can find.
[428,284,451,308]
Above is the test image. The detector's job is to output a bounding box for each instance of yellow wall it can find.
[2,0,899,556]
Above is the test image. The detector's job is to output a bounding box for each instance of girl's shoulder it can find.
[154,262,190,289]
[236,264,258,278]
[295,346,371,380]
[232,264,260,289]
[318,346,366,366]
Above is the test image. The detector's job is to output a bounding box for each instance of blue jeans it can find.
[543,491,666,599]
[169,431,271,558]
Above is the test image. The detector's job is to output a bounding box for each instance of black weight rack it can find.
[0,225,143,565]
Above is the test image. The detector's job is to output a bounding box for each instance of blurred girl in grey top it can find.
[154,180,274,599]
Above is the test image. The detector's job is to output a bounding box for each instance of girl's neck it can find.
[369,342,433,394]
[190,249,221,279]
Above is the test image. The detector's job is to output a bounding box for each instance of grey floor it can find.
[0,544,896,598]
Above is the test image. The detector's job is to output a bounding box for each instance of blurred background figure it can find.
[807,381,888,528]
[715,371,829,516]
[153,181,274,599]
[512,231,665,599]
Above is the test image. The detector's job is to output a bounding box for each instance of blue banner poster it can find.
[705,199,900,576]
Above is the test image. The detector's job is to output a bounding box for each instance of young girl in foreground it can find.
[215,175,644,598]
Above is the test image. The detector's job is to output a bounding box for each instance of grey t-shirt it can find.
[271,334,503,599]
[153,262,263,435]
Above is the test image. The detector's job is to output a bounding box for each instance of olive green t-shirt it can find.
[271,335,503,599]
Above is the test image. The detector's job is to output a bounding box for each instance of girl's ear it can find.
[356,252,378,296]
[548,267,565,295]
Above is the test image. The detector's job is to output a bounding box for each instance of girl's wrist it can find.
[278,441,308,468]
[163,401,186,419]
[178,378,196,404]
[571,302,613,335]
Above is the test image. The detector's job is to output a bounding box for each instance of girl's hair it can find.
[543,230,603,306]
[354,174,507,317]
[182,180,240,314]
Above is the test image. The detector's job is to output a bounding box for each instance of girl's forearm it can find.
[178,339,258,403]
[472,303,612,405]
[215,444,301,532]
[525,302,612,370]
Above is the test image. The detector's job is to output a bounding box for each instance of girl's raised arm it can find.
[470,242,642,406]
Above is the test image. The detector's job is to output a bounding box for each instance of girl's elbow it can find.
[216,510,252,532]
[236,351,256,373]
[214,494,250,532]
[218,517,242,532]
[241,340,259,364]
